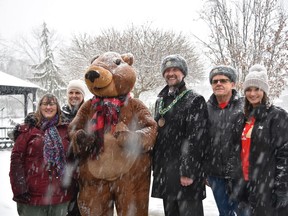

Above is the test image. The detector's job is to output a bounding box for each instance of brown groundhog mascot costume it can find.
[68,51,157,216]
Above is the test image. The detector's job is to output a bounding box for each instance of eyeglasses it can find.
[41,102,57,107]
[212,79,231,85]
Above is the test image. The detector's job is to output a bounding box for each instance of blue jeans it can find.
[208,176,238,216]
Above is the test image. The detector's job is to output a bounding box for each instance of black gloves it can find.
[14,192,31,203]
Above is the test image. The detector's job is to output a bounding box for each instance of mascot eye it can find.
[114,59,121,65]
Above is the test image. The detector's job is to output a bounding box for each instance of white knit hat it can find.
[67,79,86,97]
[243,64,269,94]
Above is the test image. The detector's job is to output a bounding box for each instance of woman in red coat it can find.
[9,93,73,216]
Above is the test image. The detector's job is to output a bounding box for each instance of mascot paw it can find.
[75,130,96,158]
[114,131,130,147]
[113,121,131,147]
[114,121,129,133]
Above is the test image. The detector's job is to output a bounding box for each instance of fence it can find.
[0,127,14,149]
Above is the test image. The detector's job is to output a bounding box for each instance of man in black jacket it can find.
[151,54,209,216]
[205,65,244,216]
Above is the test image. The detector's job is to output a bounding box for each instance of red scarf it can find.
[90,95,129,155]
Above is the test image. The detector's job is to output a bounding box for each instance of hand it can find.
[113,122,129,138]
[113,121,131,147]
[226,178,233,195]
[205,178,211,187]
[75,130,95,156]
[15,192,31,203]
[180,176,193,187]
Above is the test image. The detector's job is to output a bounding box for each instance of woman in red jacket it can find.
[9,93,73,216]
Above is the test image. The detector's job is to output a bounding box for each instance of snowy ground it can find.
[0,149,218,216]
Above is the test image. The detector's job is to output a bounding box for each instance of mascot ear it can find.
[90,55,99,64]
[121,53,134,66]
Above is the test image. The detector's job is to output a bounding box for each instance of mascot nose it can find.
[85,70,100,82]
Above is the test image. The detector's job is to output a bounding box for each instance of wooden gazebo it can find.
[0,71,40,116]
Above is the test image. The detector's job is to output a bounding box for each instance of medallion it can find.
[157,89,191,128]
[158,117,165,127]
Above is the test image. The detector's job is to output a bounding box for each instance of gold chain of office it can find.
[158,89,191,115]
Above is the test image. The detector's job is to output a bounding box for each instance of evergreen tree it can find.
[30,22,66,101]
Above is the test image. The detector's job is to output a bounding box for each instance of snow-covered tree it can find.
[0,37,11,72]
[198,0,288,100]
[60,23,204,98]
[30,22,66,101]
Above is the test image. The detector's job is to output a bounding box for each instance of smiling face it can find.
[211,74,235,102]
[37,94,60,120]
[68,89,84,108]
[40,97,58,120]
[163,67,184,87]
[245,87,264,107]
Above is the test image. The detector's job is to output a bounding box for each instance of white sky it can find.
[1,0,287,42]
[0,0,207,41]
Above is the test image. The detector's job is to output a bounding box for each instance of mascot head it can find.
[85,52,136,97]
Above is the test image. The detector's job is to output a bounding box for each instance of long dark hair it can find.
[35,93,62,126]
[244,91,269,118]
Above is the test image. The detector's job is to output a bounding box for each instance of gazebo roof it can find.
[0,71,39,95]
[0,71,40,116]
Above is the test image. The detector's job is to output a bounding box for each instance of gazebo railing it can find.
[0,126,14,149]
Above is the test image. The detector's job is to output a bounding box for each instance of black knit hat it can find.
[161,54,188,77]
[209,65,237,84]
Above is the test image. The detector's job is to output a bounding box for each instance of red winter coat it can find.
[9,123,73,205]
